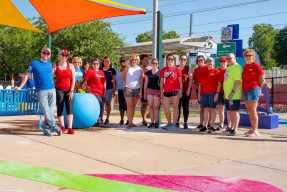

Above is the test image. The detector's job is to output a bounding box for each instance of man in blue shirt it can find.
[15,47,61,136]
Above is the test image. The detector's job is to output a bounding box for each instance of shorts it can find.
[104,88,113,102]
[244,86,260,102]
[146,88,160,97]
[118,89,127,111]
[164,90,180,98]
[124,88,140,98]
[217,93,225,105]
[201,93,217,109]
[225,99,240,111]
[56,89,74,116]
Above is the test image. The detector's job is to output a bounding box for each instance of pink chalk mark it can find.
[88,174,283,192]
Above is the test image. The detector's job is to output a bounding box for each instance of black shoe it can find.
[175,122,179,128]
[119,119,124,125]
[142,121,148,126]
[227,129,237,136]
[148,123,154,128]
[154,123,159,128]
[196,124,203,129]
[125,120,129,125]
[199,126,207,132]
[208,127,215,133]
[183,123,188,129]
[224,127,232,133]
[207,124,211,128]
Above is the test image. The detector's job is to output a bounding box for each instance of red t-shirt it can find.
[218,68,227,93]
[193,65,208,87]
[199,68,220,94]
[55,63,72,90]
[84,69,106,97]
[160,66,182,92]
[242,62,264,92]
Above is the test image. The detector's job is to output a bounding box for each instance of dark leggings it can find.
[177,92,191,123]
[95,95,103,119]
[56,89,74,116]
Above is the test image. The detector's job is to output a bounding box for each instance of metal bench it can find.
[0,89,43,129]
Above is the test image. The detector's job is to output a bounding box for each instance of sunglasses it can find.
[245,55,253,57]
[167,58,174,61]
[197,59,204,62]
[74,62,81,64]
[180,58,187,60]
[120,60,126,62]
[61,54,69,57]
[93,63,100,65]
[42,52,50,55]
[152,62,158,65]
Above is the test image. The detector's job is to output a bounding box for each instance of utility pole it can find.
[152,0,158,58]
[189,13,193,36]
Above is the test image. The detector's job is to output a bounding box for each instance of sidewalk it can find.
[0,114,286,191]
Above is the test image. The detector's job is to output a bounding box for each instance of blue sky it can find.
[12,0,287,49]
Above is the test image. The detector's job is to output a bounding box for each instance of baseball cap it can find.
[42,47,51,54]
[220,56,227,62]
[206,57,214,61]
[60,49,69,56]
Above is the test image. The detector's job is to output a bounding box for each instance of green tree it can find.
[136,30,180,43]
[0,17,124,80]
[274,26,287,67]
[248,24,278,69]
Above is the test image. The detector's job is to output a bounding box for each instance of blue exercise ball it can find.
[64,93,100,129]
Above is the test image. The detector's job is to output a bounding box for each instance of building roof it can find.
[117,36,217,55]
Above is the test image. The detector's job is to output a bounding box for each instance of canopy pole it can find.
[152,0,158,58]
[48,33,52,61]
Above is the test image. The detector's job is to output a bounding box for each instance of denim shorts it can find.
[201,93,217,108]
[104,88,113,102]
[244,86,260,102]
[217,93,225,105]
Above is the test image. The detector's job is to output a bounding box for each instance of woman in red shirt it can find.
[242,49,265,137]
[84,58,106,126]
[53,49,76,134]
[198,57,220,133]
[160,54,182,130]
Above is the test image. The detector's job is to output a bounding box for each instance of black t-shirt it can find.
[146,70,160,90]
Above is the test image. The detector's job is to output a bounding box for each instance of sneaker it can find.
[175,122,180,128]
[246,130,259,137]
[244,129,254,135]
[61,126,66,133]
[104,119,109,125]
[154,123,159,128]
[196,124,203,129]
[227,129,237,136]
[207,124,211,129]
[54,127,62,136]
[43,129,51,137]
[119,119,124,125]
[142,121,148,126]
[223,127,232,133]
[67,128,74,135]
[215,125,224,131]
[166,124,178,131]
[208,127,216,133]
[148,123,155,128]
[199,126,207,132]
[183,123,188,129]
[162,123,173,130]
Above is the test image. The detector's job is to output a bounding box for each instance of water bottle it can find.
[229,99,233,106]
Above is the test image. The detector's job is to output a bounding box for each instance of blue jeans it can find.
[37,89,59,131]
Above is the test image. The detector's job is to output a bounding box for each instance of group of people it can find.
[194,49,264,137]
[16,47,264,138]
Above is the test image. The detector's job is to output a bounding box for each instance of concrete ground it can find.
[0,114,286,191]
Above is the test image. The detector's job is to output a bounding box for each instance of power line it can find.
[110,0,270,26]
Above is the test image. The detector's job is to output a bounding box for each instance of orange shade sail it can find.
[29,0,146,33]
[0,0,42,33]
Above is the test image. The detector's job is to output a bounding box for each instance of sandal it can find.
[126,124,132,129]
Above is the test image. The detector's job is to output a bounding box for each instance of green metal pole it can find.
[48,33,52,61]
[157,11,163,126]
